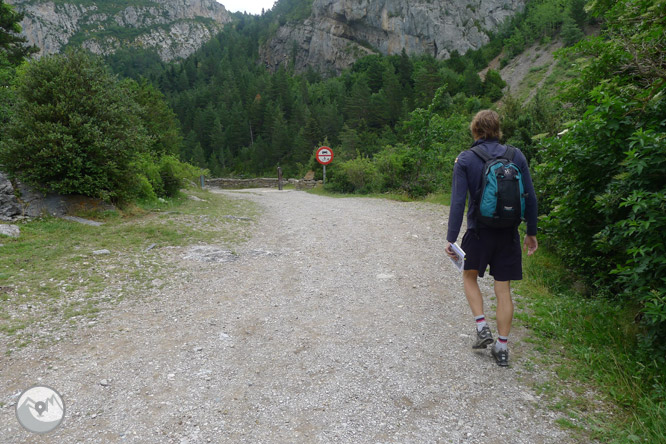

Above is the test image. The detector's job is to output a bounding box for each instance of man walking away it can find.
[445,110,538,367]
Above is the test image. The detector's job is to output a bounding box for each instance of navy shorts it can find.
[461,227,522,281]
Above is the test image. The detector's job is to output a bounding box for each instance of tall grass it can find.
[515,244,666,443]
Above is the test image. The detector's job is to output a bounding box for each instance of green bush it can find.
[0,49,198,203]
[327,157,379,194]
[159,155,200,197]
[133,153,163,199]
[374,145,408,190]
[536,0,666,355]
[0,50,151,202]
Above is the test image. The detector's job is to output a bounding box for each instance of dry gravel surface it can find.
[1,188,575,443]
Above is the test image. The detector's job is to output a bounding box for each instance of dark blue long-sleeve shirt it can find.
[446,138,538,243]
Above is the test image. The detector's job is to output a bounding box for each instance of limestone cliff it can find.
[260,0,525,75]
[6,0,231,61]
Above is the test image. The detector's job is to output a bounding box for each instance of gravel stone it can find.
[0,224,20,237]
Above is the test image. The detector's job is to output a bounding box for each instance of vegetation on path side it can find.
[0,189,257,355]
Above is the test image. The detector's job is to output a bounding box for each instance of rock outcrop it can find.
[261,0,525,75]
[0,173,20,221]
[6,0,231,61]
[0,172,116,220]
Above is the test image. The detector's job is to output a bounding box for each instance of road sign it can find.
[316,146,334,165]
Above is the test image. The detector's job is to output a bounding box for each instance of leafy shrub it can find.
[132,153,162,200]
[374,145,409,190]
[0,50,200,203]
[159,155,200,197]
[536,0,666,354]
[327,157,379,194]
[0,50,151,202]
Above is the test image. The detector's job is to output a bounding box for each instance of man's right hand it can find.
[445,242,457,259]
[523,235,538,256]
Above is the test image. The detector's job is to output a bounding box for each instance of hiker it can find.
[445,109,538,367]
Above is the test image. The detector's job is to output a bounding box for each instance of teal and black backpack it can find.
[471,145,526,228]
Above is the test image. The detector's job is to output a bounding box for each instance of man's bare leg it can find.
[491,280,513,366]
[494,280,513,337]
[464,270,494,348]
[463,270,483,316]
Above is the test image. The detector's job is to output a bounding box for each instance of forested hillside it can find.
[109,0,585,183]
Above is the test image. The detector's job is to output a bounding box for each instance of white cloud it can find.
[218,0,276,15]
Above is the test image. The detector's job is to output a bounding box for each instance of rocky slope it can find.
[6,0,231,61]
[261,0,525,75]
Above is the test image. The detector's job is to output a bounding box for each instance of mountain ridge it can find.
[6,0,231,61]
[260,0,526,75]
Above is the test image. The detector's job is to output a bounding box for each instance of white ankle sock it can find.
[494,335,508,351]
[475,315,487,331]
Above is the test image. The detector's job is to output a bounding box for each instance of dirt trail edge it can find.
[1,189,573,444]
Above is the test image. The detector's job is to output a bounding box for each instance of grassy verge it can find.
[0,188,257,354]
[306,185,451,205]
[514,244,666,443]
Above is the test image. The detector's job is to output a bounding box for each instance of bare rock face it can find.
[261,0,525,75]
[0,173,20,221]
[6,0,231,61]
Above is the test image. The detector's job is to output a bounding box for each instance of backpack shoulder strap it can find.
[503,145,517,161]
[470,145,492,162]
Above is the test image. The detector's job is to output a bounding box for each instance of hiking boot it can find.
[472,325,494,349]
[491,344,509,367]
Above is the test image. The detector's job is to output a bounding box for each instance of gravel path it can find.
[1,188,573,443]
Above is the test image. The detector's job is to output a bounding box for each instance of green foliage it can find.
[0,50,151,202]
[158,155,201,197]
[263,0,313,23]
[497,0,588,59]
[516,246,666,444]
[596,128,666,353]
[125,78,183,156]
[122,22,503,179]
[327,156,379,194]
[536,0,666,355]
[560,15,584,46]
[0,0,38,65]
[569,0,588,27]
[0,49,196,203]
[483,69,507,102]
[0,51,15,128]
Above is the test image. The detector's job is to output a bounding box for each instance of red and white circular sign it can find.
[316,146,334,165]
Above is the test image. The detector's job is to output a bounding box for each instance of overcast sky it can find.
[218,0,277,15]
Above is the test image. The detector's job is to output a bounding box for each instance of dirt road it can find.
[1,189,572,443]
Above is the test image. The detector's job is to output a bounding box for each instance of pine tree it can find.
[414,56,443,108]
[569,0,587,28]
[462,64,483,97]
[192,143,207,169]
[0,0,38,65]
[345,75,371,125]
[483,69,507,102]
[561,15,584,47]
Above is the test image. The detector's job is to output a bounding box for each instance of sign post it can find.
[315,146,334,184]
